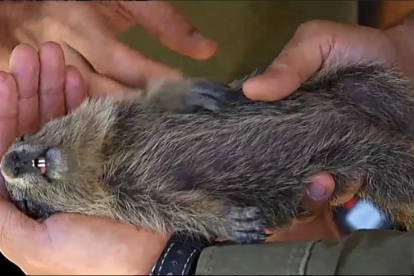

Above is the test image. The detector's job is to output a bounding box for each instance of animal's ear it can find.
[143,78,231,113]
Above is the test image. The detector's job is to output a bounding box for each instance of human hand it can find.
[0,1,217,96]
[0,42,169,275]
[241,19,404,101]
[262,172,361,242]
[240,19,410,240]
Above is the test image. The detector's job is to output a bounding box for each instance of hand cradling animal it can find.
[2,63,414,244]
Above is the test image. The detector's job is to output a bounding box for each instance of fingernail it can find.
[307,181,328,200]
[192,31,217,50]
[192,31,209,42]
[270,62,288,70]
[244,71,272,85]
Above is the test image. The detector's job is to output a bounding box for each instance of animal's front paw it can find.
[226,206,270,244]
[144,78,231,113]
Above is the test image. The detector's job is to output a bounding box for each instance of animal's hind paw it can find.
[226,206,271,244]
[144,78,231,113]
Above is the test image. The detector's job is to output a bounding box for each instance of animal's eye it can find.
[17,135,30,142]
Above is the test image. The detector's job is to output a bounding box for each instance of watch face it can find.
[334,196,400,234]
[344,199,385,231]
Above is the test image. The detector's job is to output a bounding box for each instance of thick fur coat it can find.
[2,63,414,243]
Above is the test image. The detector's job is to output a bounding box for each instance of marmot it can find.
[2,63,414,244]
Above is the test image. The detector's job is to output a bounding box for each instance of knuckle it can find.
[39,41,64,56]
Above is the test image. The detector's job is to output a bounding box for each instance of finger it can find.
[265,172,340,242]
[65,32,182,88]
[242,34,330,101]
[121,1,217,60]
[0,199,44,263]
[64,65,87,111]
[60,44,138,97]
[0,177,8,201]
[242,19,397,102]
[0,72,18,157]
[0,46,12,72]
[298,172,336,223]
[87,72,140,98]
[9,44,40,135]
[0,72,17,199]
[38,42,66,125]
[0,70,45,260]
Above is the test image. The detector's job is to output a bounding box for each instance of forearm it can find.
[196,229,414,275]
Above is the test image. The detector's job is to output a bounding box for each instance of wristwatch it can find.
[333,195,405,235]
[150,234,214,276]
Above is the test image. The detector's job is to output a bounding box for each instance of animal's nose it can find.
[1,149,46,178]
[9,152,21,177]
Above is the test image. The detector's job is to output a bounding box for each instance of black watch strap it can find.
[150,234,213,276]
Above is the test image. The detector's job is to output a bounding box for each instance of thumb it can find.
[0,185,45,267]
[242,20,397,102]
[0,72,45,265]
[298,172,336,221]
[121,1,217,60]
[242,32,331,101]
[298,171,363,223]
[0,200,42,251]
[0,197,47,274]
[241,20,341,102]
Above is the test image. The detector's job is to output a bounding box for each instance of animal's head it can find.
[0,98,117,217]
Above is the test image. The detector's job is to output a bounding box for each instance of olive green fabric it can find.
[119,1,358,83]
[196,229,414,275]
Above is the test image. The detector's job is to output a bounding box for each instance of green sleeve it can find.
[196,229,414,275]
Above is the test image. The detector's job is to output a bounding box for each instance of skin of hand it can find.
[243,12,414,241]
[0,42,348,274]
[6,9,414,275]
[0,42,170,275]
[0,1,217,96]
[0,0,359,242]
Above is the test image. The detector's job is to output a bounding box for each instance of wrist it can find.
[128,230,171,275]
[150,234,214,276]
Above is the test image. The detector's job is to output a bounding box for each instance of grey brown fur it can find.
[2,62,414,244]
